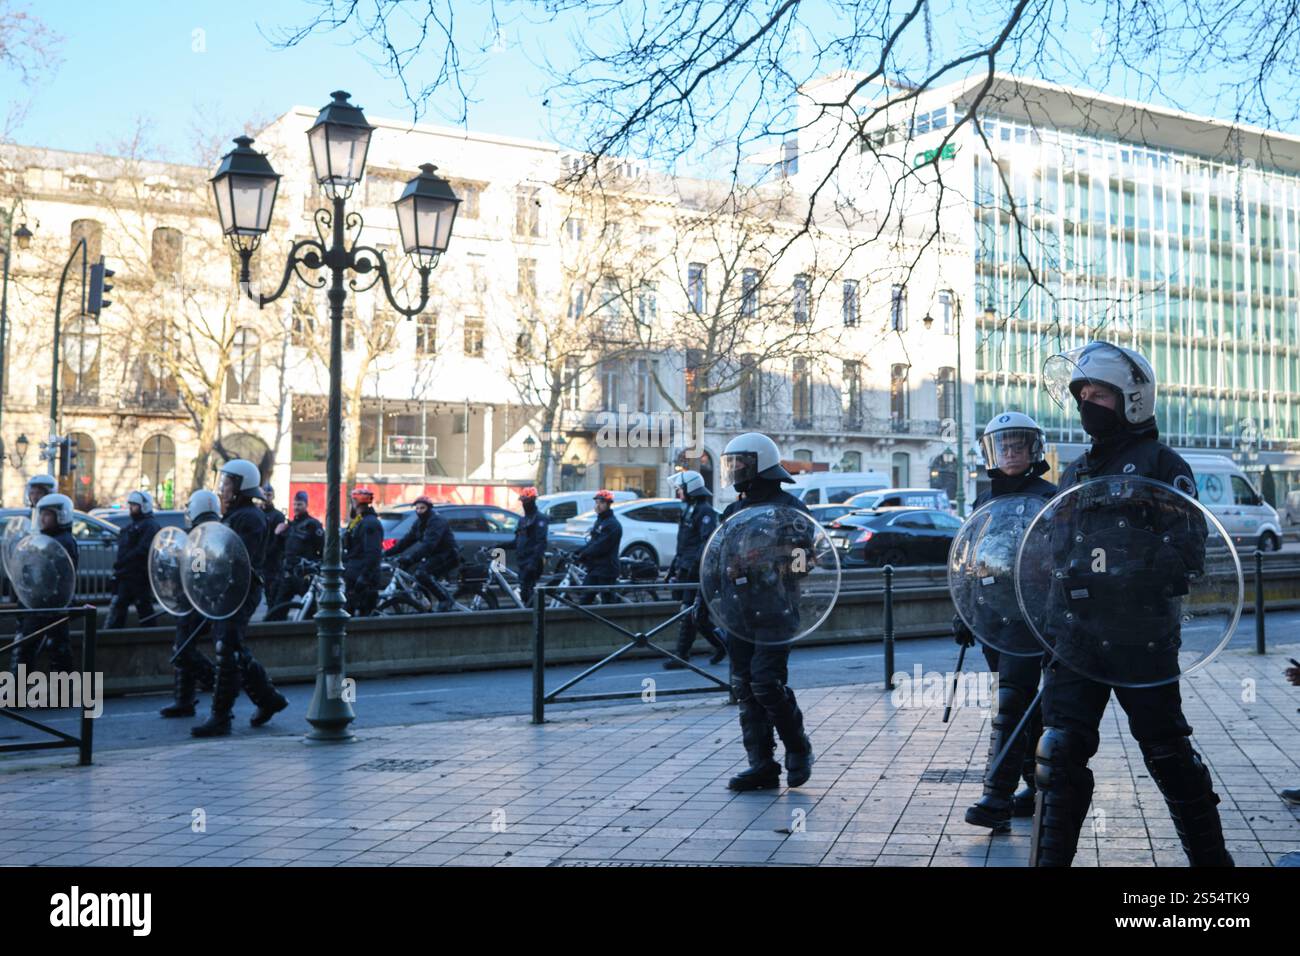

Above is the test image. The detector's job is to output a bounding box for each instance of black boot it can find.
[1029,728,1095,867]
[195,655,215,693]
[242,654,287,727]
[250,691,289,727]
[966,685,1032,830]
[1140,739,1234,867]
[706,628,727,665]
[728,687,780,791]
[192,654,239,738]
[755,682,814,787]
[160,669,198,718]
[1013,706,1042,816]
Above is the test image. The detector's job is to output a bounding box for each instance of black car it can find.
[91,508,189,532]
[826,507,964,567]
[807,504,856,525]
[378,503,522,568]
[0,506,120,601]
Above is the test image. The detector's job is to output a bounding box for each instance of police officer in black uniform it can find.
[707,432,815,791]
[1030,342,1232,866]
[23,474,56,509]
[343,486,384,617]
[192,459,289,737]
[955,411,1057,831]
[159,490,219,717]
[260,484,287,608]
[664,469,725,669]
[106,490,161,629]
[575,490,622,603]
[267,491,324,616]
[8,493,78,674]
[513,487,548,606]
[384,495,459,611]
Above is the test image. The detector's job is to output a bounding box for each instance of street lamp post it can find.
[0,204,33,499]
[210,92,460,741]
[924,295,970,515]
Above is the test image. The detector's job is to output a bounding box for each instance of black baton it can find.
[943,642,967,723]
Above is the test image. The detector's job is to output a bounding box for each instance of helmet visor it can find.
[1044,343,1147,411]
[721,451,759,488]
[980,427,1044,473]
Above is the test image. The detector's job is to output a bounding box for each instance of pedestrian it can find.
[106,490,160,629]
[574,490,621,603]
[663,469,725,669]
[343,486,383,617]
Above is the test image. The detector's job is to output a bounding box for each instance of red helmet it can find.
[350,486,375,504]
[413,495,434,508]
[593,489,615,503]
[518,486,538,500]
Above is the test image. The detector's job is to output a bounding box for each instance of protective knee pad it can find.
[1034,727,1093,794]
[1139,738,1214,801]
[991,684,1032,734]
[751,679,788,712]
[730,677,754,703]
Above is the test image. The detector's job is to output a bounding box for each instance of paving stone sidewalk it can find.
[1,643,1297,867]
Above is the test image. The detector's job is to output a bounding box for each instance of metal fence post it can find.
[1255,550,1266,655]
[79,606,96,766]
[883,565,895,690]
[531,587,546,724]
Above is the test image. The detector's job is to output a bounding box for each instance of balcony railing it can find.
[37,386,101,408]
[704,410,948,438]
[120,391,182,412]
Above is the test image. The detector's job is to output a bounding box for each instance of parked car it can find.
[845,487,952,513]
[1284,490,1300,528]
[378,503,523,568]
[788,471,890,505]
[0,506,120,601]
[548,497,685,569]
[91,508,189,532]
[807,504,857,525]
[1184,454,1285,552]
[826,507,963,566]
[535,490,638,530]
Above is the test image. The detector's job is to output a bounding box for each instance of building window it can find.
[70,431,96,511]
[793,274,811,324]
[740,354,761,426]
[565,217,584,241]
[139,321,177,406]
[741,268,760,320]
[635,358,659,413]
[601,359,622,410]
[842,359,862,426]
[141,434,177,507]
[688,262,707,314]
[842,279,859,326]
[890,285,907,331]
[685,348,705,410]
[890,363,909,422]
[793,448,813,463]
[63,315,100,402]
[517,258,537,309]
[938,289,954,334]
[515,186,541,237]
[151,227,183,277]
[291,294,316,347]
[562,357,581,410]
[464,318,485,357]
[226,327,260,404]
[839,451,862,471]
[342,300,357,352]
[568,285,586,322]
[792,356,812,426]
[457,183,480,220]
[70,219,102,262]
[936,366,957,421]
[636,281,658,328]
[891,451,911,488]
[415,312,437,356]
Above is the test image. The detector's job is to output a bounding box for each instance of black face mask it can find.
[522,498,536,514]
[1079,400,1123,438]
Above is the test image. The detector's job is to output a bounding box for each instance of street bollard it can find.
[531,588,546,724]
[1256,550,1266,655]
[79,606,96,766]
[883,565,895,690]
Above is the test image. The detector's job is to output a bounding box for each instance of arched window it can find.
[70,219,103,262]
[63,315,101,402]
[70,431,96,511]
[151,227,183,277]
[929,451,957,500]
[142,435,177,507]
[891,451,910,488]
[838,451,862,472]
[218,433,271,484]
[226,328,260,404]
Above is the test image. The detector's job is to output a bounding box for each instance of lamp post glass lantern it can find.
[210,92,457,741]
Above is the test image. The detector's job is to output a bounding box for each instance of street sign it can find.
[385,435,437,460]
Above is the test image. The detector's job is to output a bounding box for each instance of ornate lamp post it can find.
[209,92,460,741]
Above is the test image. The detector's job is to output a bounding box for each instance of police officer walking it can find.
[1030,342,1233,866]
[664,469,725,670]
[513,487,547,606]
[260,485,286,610]
[267,491,324,615]
[106,490,161,629]
[343,486,383,617]
[709,433,814,791]
[955,412,1057,831]
[159,491,219,718]
[384,495,459,611]
[192,460,289,737]
[575,490,622,603]
[8,493,79,674]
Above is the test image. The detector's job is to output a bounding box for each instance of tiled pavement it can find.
[1,642,1298,867]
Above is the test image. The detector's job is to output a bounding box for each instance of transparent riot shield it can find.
[180,522,251,621]
[2,513,35,580]
[10,533,76,610]
[148,525,193,617]
[699,504,840,646]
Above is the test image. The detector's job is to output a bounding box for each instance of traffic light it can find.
[88,257,114,314]
[57,435,78,477]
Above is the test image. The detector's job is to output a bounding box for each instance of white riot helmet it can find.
[36,492,74,528]
[218,459,264,498]
[186,490,221,527]
[127,489,155,514]
[721,432,793,488]
[25,474,56,503]
[979,411,1045,474]
[1048,341,1156,425]
[669,470,709,497]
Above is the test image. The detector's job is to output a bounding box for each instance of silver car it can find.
[0,507,120,602]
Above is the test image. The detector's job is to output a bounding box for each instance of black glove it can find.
[952,614,976,648]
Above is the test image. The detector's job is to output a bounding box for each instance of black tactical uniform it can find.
[268,510,324,613]
[513,503,548,605]
[9,526,78,673]
[106,510,161,628]
[667,493,725,666]
[1033,422,1232,866]
[386,509,459,610]
[343,504,384,617]
[261,503,287,604]
[575,508,622,603]
[160,512,218,718]
[955,461,1057,828]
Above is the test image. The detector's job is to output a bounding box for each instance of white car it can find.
[556,497,685,569]
[535,489,638,525]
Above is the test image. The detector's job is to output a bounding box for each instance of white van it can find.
[1183,454,1284,552]
[845,486,952,513]
[789,471,891,505]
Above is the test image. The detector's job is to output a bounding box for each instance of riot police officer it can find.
[955,411,1057,831]
[8,493,78,674]
[1030,342,1232,866]
[23,474,56,509]
[575,490,622,603]
[267,491,324,615]
[106,490,161,629]
[159,491,219,718]
[260,484,286,607]
[384,495,459,611]
[343,486,383,617]
[192,460,288,737]
[709,432,814,791]
[513,487,548,606]
[664,470,725,670]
